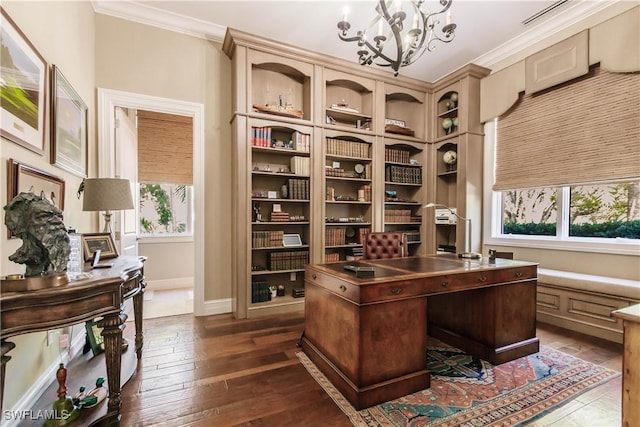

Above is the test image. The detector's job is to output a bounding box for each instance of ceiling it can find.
[93,0,620,81]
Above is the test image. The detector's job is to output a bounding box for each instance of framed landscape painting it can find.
[51,65,88,177]
[0,7,47,154]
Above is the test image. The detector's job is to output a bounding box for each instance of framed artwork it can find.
[82,233,118,260]
[7,159,65,210]
[51,65,88,177]
[0,7,47,154]
[85,320,104,356]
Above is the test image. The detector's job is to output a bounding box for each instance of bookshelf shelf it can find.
[252,245,310,251]
[251,268,305,276]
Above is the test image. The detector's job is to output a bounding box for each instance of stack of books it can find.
[270,212,290,222]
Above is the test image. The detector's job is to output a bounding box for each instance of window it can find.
[498,180,640,242]
[139,183,193,236]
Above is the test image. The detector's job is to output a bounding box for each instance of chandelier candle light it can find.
[424,202,481,259]
[338,0,456,76]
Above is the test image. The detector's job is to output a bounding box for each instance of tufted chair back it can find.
[364,232,407,260]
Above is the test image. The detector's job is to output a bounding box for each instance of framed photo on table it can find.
[51,65,88,177]
[82,233,118,260]
[0,7,47,154]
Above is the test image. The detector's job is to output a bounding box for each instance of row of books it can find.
[251,127,310,152]
[268,251,309,271]
[325,253,340,263]
[287,178,310,200]
[326,138,371,158]
[386,165,422,184]
[384,209,421,223]
[325,228,347,246]
[251,280,272,303]
[385,148,412,164]
[290,156,310,176]
[252,230,285,248]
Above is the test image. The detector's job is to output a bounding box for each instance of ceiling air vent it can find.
[522,0,569,25]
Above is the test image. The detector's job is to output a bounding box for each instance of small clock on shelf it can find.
[354,163,365,178]
[443,150,457,171]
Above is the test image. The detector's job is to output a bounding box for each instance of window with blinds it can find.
[491,66,640,247]
[494,66,640,191]
[137,110,194,236]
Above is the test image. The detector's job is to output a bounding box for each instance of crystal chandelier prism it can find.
[337,0,456,76]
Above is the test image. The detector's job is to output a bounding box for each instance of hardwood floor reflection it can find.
[121,313,621,426]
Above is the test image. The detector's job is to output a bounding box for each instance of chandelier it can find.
[337,0,456,76]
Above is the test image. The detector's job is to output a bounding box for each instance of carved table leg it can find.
[99,312,127,418]
[133,278,145,359]
[1,340,16,413]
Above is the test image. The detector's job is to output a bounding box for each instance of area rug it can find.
[297,339,619,426]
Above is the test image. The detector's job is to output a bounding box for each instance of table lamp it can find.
[424,203,481,259]
[81,178,134,234]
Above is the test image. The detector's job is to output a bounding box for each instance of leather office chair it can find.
[364,232,407,260]
[488,249,513,263]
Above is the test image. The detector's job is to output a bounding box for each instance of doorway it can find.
[97,88,205,316]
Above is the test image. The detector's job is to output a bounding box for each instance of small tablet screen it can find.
[282,234,302,247]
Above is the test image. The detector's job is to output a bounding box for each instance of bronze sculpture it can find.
[4,192,70,277]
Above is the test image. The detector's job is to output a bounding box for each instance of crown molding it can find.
[91,0,226,42]
[473,0,632,72]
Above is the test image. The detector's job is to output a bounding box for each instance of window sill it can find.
[485,235,640,256]
[138,235,194,244]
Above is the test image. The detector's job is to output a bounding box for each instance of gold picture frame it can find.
[82,233,118,260]
[0,7,48,154]
[51,64,88,177]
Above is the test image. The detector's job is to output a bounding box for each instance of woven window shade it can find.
[494,67,640,190]
[138,110,193,185]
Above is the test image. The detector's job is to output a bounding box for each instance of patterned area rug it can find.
[297,340,619,426]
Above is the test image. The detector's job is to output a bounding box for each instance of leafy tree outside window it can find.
[139,183,192,235]
[500,180,640,240]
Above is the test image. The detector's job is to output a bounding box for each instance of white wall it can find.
[94,14,233,300]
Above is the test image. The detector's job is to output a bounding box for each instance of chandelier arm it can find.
[337,0,455,76]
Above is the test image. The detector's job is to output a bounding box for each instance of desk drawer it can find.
[360,271,497,303]
[305,269,360,302]
[495,266,536,283]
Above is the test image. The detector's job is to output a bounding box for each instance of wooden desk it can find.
[1,256,146,425]
[612,303,640,427]
[301,255,539,409]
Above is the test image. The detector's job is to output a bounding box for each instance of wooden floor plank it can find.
[119,313,621,426]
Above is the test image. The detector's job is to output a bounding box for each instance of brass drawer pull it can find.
[515,272,523,278]
[312,274,317,280]
[441,281,449,288]
[339,285,347,292]
[479,276,487,283]
[391,287,402,295]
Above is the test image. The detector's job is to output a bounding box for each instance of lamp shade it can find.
[82,178,134,212]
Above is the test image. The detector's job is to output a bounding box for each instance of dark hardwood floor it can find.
[120,311,622,427]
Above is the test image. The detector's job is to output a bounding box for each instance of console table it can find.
[301,255,539,409]
[0,256,146,425]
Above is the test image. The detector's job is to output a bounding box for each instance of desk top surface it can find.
[308,255,537,284]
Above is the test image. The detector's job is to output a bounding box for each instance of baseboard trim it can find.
[146,277,194,291]
[4,332,85,426]
[196,298,232,317]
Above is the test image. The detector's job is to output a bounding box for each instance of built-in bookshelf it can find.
[384,141,426,255]
[224,29,488,318]
[249,120,312,315]
[324,132,373,262]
